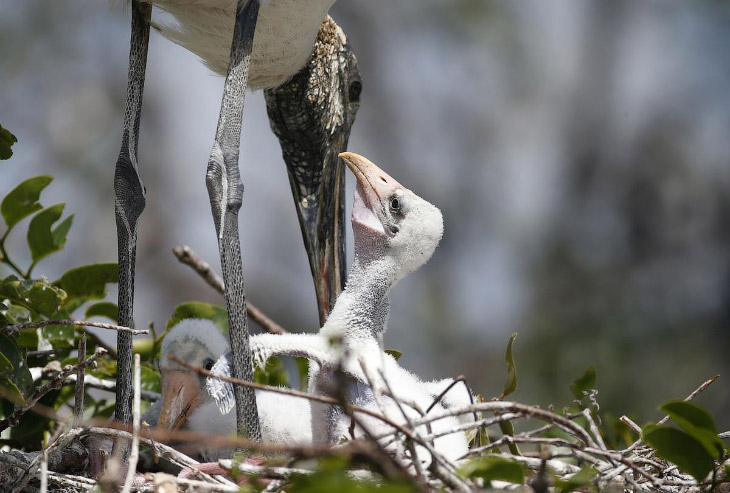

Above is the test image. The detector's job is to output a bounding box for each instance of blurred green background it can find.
[1,0,728,431]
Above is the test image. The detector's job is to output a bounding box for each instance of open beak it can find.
[157,370,202,431]
[339,152,403,236]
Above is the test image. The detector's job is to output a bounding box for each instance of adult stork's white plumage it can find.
[149,0,337,89]
[142,319,312,461]
[250,152,473,465]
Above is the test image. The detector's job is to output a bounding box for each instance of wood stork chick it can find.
[250,153,471,465]
[143,319,312,461]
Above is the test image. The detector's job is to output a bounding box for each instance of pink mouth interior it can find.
[352,181,385,235]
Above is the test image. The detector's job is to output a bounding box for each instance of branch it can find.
[61,373,160,402]
[172,245,288,334]
[73,334,86,428]
[623,374,720,454]
[0,348,107,432]
[219,459,379,482]
[77,327,118,359]
[2,320,148,336]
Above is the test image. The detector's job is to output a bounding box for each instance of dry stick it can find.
[47,472,96,491]
[40,448,48,493]
[77,327,118,359]
[62,373,160,402]
[144,472,238,493]
[172,245,288,334]
[0,348,107,432]
[399,401,596,449]
[219,460,379,482]
[121,354,141,493]
[620,415,643,435]
[73,333,86,428]
[1,319,148,336]
[623,374,720,454]
[11,413,77,493]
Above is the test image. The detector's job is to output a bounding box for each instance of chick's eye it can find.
[204,359,215,371]
[389,196,402,212]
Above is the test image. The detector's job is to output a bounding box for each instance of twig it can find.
[40,448,48,493]
[0,348,106,432]
[47,472,96,490]
[144,472,238,492]
[401,401,597,448]
[121,354,141,493]
[172,245,288,334]
[624,374,720,453]
[620,415,643,435]
[219,459,379,481]
[62,373,160,402]
[1,319,148,336]
[73,333,86,428]
[27,348,64,359]
[77,327,118,359]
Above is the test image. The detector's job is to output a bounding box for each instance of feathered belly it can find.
[144,0,336,89]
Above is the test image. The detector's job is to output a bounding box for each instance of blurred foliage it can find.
[0,124,17,161]
[0,133,120,449]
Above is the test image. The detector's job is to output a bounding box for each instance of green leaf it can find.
[85,302,119,323]
[0,297,31,326]
[0,374,25,405]
[500,332,518,398]
[643,424,715,482]
[290,456,415,493]
[41,323,76,348]
[385,349,402,361]
[0,333,32,397]
[554,466,598,493]
[0,351,13,371]
[27,204,73,262]
[294,356,309,391]
[660,400,717,435]
[254,356,289,387]
[458,456,525,485]
[14,327,38,350]
[55,263,118,300]
[659,400,724,458]
[570,365,596,400]
[166,302,228,334]
[1,175,52,230]
[497,420,521,455]
[140,362,161,393]
[0,124,18,160]
[0,277,67,318]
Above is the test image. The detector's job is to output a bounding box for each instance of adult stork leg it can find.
[205,0,262,441]
[265,17,361,324]
[114,0,151,425]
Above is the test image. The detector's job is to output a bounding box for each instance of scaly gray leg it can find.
[206,0,262,441]
[114,0,151,425]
